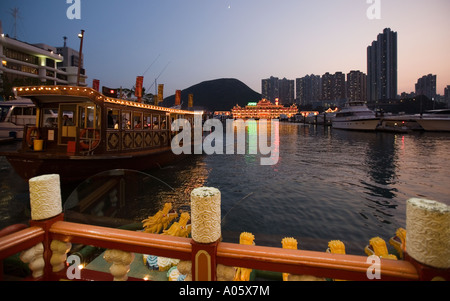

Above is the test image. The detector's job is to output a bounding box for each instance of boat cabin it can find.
[15,86,200,155]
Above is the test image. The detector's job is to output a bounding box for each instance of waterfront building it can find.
[56,36,87,87]
[415,74,437,101]
[231,99,298,119]
[347,70,367,102]
[0,23,87,99]
[321,71,346,107]
[279,78,295,105]
[296,74,322,106]
[333,72,346,101]
[367,28,398,103]
[262,76,279,104]
[321,72,334,101]
[445,85,450,107]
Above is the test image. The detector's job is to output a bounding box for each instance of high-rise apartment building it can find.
[262,76,294,105]
[333,72,346,101]
[347,70,367,102]
[321,72,334,101]
[296,74,321,106]
[262,76,279,103]
[278,77,295,104]
[445,85,450,106]
[415,74,437,100]
[367,28,398,103]
[321,72,346,102]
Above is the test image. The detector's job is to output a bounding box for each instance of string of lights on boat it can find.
[14,86,203,116]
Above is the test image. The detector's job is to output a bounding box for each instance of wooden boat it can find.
[0,86,202,183]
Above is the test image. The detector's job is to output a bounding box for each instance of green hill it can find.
[162,78,261,112]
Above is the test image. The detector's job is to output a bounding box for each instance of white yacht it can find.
[332,101,380,131]
[414,109,450,132]
[0,98,36,139]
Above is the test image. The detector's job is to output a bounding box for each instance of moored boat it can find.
[0,86,202,183]
[0,97,38,139]
[332,101,380,131]
[414,109,450,132]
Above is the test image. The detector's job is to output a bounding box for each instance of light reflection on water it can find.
[1,123,450,256]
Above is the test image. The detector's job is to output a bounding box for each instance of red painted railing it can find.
[1,184,449,282]
[0,215,426,281]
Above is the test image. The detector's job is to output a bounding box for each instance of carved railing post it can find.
[104,249,135,281]
[20,243,45,279]
[190,187,221,281]
[50,240,72,272]
[26,174,65,280]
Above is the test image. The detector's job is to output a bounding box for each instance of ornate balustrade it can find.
[0,175,449,282]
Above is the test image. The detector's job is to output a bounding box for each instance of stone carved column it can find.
[20,243,45,279]
[191,187,221,244]
[406,198,450,279]
[103,249,135,281]
[190,187,221,281]
[29,174,63,221]
[50,240,72,272]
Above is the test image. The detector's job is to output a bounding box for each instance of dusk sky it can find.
[1,0,449,97]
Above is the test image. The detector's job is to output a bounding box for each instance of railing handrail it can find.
[0,227,45,260]
[217,242,419,281]
[43,220,418,281]
[49,221,192,261]
[3,181,449,281]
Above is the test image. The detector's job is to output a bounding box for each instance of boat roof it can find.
[425,109,450,114]
[15,86,202,116]
[0,97,34,107]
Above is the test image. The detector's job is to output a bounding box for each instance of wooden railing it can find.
[1,186,449,282]
[0,215,430,282]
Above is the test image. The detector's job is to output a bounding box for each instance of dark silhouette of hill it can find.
[162,78,261,112]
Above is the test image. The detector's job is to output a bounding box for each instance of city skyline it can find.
[0,0,449,97]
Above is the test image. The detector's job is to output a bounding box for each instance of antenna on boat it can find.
[142,54,160,77]
[147,61,171,96]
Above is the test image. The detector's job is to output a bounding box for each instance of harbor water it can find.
[1,122,450,256]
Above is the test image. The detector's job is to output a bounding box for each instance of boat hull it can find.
[1,147,188,183]
[0,123,25,139]
[332,118,380,131]
[415,119,450,132]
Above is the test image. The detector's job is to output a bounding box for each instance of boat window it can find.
[152,115,160,129]
[133,112,142,129]
[23,107,36,116]
[95,106,101,129]
[13,107,23,116]
[79,106,97,129]
[0,106,10,122]
[107,109,119,129]
[143,114,152,129]
[43,108,58,128]
[61,109,76,126]
[122,111,131,130]
[160,115,167,129]
[59,104,78,143]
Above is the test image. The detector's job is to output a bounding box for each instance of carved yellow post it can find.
[190,187,221,281]
[405,198,450,280]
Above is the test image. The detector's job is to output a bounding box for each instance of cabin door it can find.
[58,104,77,145]
[78,105,101,152]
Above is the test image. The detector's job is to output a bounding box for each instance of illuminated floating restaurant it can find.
[231,99,298,120]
